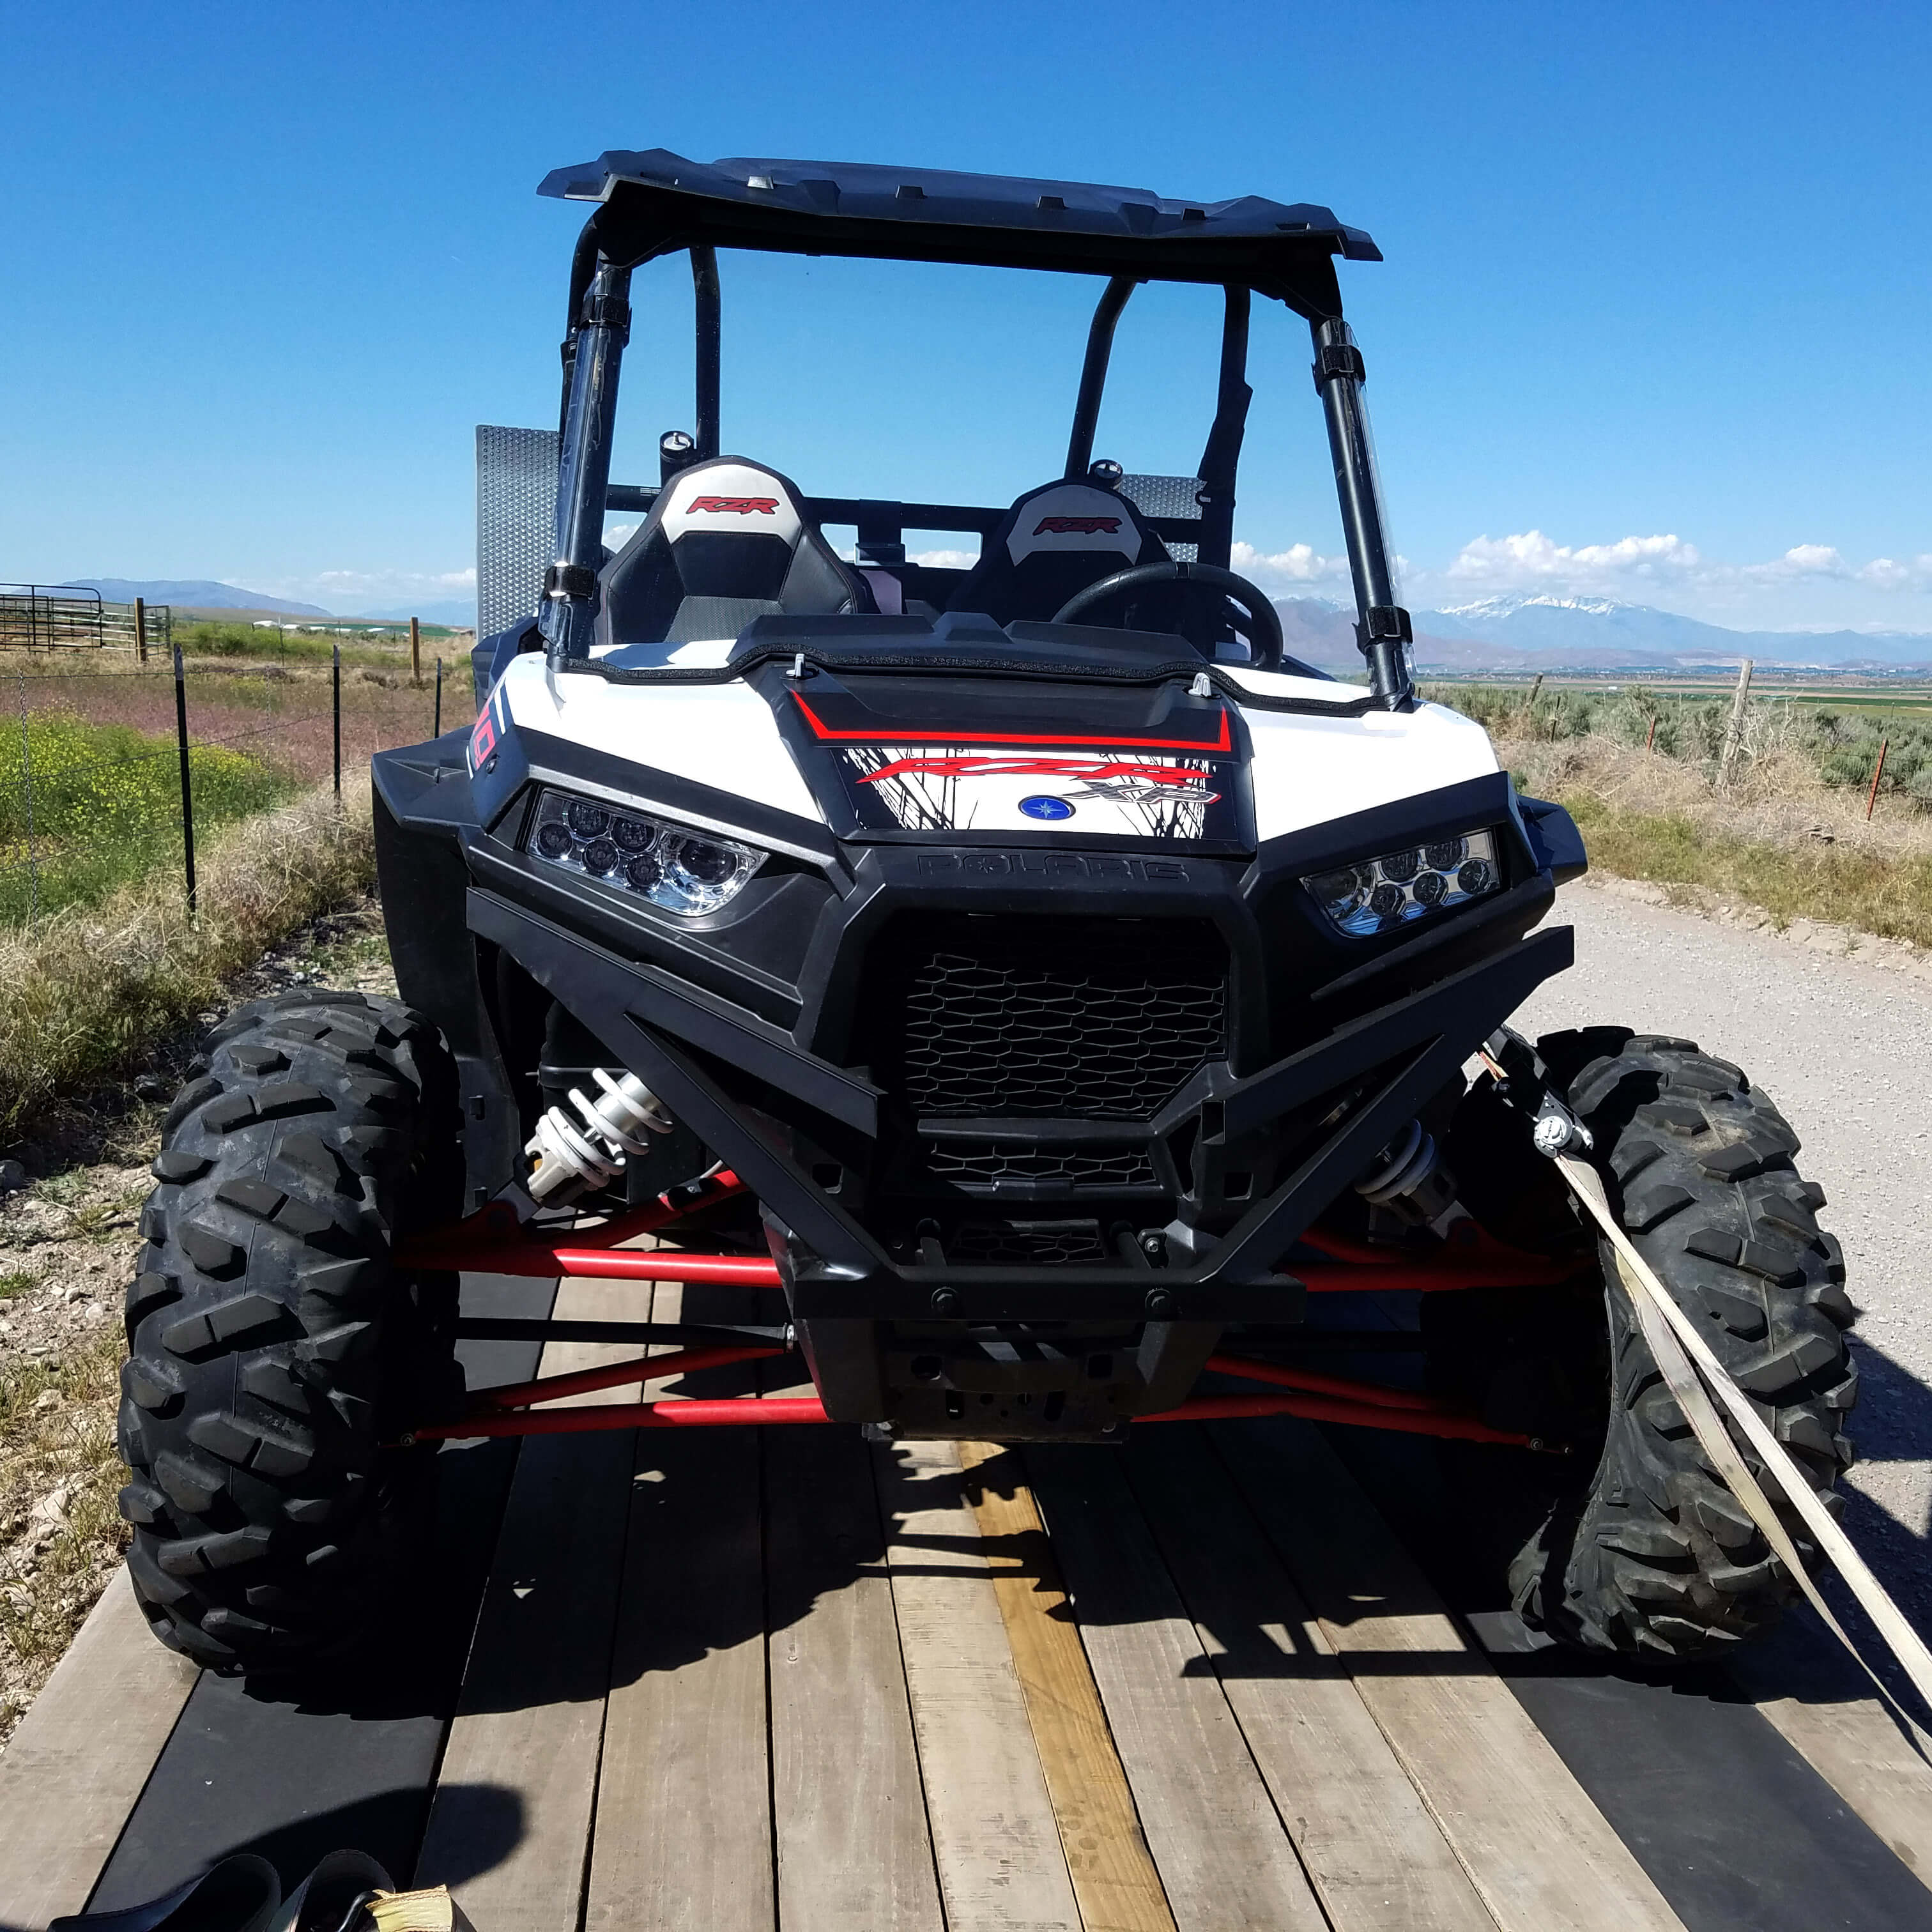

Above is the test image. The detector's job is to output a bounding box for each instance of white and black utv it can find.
[122,151,1856,1674]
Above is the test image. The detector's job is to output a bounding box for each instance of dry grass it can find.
[1500,732,1932,951]
[0,780,378,1139]
[0,1328,127,1744]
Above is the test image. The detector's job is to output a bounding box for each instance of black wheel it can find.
[117,990,464,1671]
[1490,1029,1858,1659]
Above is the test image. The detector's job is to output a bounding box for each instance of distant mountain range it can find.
[1278,593,1932,674]
[61,579,332,617]
[57,579,477,627]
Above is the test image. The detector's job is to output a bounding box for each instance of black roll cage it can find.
[537,165,1414,707]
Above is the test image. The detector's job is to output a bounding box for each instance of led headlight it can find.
[1304,830,1500,936]
[526,788,764,916]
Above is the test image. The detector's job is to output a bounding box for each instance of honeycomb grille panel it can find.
[924,1140,1158,1189]
[888,917,1226,1119]
[949,1220,1109,1266]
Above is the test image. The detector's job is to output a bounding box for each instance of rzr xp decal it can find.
[1032,515,1121,536]
[858,753,1220,806]
[687,495,779,514]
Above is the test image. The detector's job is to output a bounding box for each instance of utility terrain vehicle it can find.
[123,151,1856,1672]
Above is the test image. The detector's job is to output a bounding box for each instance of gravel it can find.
[1518,875,1932,1621]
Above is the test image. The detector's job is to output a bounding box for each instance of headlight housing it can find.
[1304,829,1500,937]
[526,788,765,916]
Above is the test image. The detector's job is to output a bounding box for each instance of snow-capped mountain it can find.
[1275,592,1932,673]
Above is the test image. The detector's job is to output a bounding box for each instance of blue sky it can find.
[3,1,1928,631]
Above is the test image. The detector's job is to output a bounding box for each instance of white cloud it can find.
[1437,531,1932,604]
[909,548,979,571]
[1445,530,1703,588]
[1857,553,1932,590]
[1230,539,1349,587]
[249,565,474,601]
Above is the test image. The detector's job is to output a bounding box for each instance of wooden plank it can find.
[1124,1429,1497,1932]
[875,1438,1082,1931]
[957,1441,1177,1932]
[414,1276,648,1928]
[0,1568,199,1930]
[1728,1627,1932,1889]
[765,1368,944,1932]
[1213,1418,1685,1932]
[1025,1446,1330,1932]
[583,1280,775,1932]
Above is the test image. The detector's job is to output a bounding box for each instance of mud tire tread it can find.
[1510,1027,1857,1659]
[118,990,463,1671]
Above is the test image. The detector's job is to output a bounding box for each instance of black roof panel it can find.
[538,150,1380,291]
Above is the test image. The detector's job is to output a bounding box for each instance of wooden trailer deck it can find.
[5,1268,1932,1932]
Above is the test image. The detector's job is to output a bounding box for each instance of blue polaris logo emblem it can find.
[1020,795,1075,821]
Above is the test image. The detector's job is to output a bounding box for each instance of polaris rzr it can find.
[121,150,1857,1673]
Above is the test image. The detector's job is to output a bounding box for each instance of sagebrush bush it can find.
[1425,683,1932,805]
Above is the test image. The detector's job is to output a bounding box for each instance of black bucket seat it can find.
[946,478,1170,626]
[597,456,874,647]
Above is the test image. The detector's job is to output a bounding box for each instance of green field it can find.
[172,617,468,671]
[0,712,289,924]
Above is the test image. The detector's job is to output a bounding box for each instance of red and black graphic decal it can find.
[859,753,1208,792]
[1032,515,1122,536]
[687,495,779,515]
[789,691,1232,755]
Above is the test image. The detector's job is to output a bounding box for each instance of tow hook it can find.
[1482,1025,1594,1160]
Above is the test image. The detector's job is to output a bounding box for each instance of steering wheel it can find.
[1052,560,1284,672]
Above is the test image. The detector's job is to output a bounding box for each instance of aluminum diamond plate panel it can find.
[476,425,560,641]
[1122,473,1202,562]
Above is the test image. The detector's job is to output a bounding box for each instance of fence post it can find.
[174,643,197,916]
[134,595,148,665]
[332,642,342,802]
[434,657,443,736]
[1719,657,1754,788]
[410,615,422,686]
[17,671,38,924]
[1867,737,1889,820]
[1645,712,1658,753]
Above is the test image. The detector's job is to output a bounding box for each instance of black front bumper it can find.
[374,735,1577,1427]
[463,887,1570,1322]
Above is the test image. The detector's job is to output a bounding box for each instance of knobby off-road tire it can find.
[1509,1029,1859,1659]
[117,990,464,1671]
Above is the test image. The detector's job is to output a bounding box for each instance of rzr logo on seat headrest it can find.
[687,495,779,515]
[1033,515,1121,535]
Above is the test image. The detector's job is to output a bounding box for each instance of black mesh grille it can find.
[884,916,1226,1119]
[949,1220,1109,1266]
[924,1139,1158,1189]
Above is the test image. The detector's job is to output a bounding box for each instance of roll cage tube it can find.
[1312,316,1414,709]
[544,210,1414,703]
[1063,274,1137,481]
[692,243,721,459]
[544,254,632,664]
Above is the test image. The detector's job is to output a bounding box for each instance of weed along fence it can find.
[1,640,451,927]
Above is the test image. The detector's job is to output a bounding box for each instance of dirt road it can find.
[1517,877,1932,1619]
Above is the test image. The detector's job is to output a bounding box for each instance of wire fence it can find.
[1,639,454,929]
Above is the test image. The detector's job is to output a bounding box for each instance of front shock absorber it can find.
[525,1068,671,1203]
[1355,1118,1460,1230]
